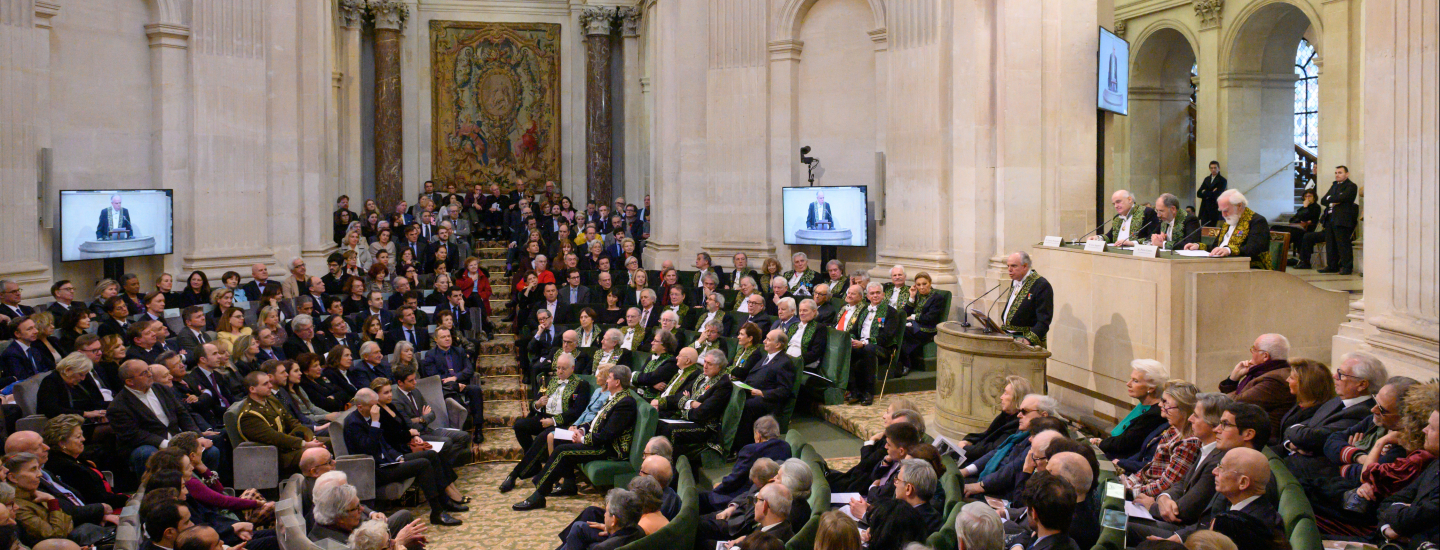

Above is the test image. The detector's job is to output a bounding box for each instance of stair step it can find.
[477,361,521,377]
[476,339,515,355]
[474,428,524,462]
[483,400,529,428]
[482,375,527,401]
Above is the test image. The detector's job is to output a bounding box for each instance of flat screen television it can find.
[59,189,175,262]
[1098,26,1130,115]
[782,186,869,247]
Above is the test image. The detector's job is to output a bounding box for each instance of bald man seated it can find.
[1088,189,1159,247]
[1145,447,1281,543]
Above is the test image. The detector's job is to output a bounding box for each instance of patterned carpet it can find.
[815,390,937,440]
[394,461,605,550]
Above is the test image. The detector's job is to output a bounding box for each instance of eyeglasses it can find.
[1017,408,1041,416]
[1373,403,1395,416]
[1215,420,1237,430]
[1334,371,1362,381]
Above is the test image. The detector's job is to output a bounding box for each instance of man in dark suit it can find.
[1185,189,1273,269]
[354,291,395,332]
[0,279,35,341]
[398,224,428,265]
[139,496,191,550]
[107,359,215,474]
[420,327,483,432]
[45,280,79,319]
[692,252,726,290]
[384,306,430,355]
[95,194,135,240]
[654,349,733,464]
[1280,351,1384,456]
[1197,160,1227,227]
[512,365,637,511]
[1318,165,1360,274]
[239,263,280,303]
[702,415,791,511]
[390,363,472,467]
[1006,474,1081,550]
[283,314,324,358]
[739,294,774,333]
[1377,415,1439,547]
[1151,193,1202,250]
[733,330,796,452]
[557,270,592,307]
[185,343,238,429]
[999,252,1054,348]
[524,309,560,386]
[848,282,901,406]
[1149,447,1281,544]
[124,321,165,365]
[726,253,758,290]
[0,316,45,387]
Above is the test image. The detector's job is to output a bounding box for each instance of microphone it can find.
[984,283,1015,327]
[1163,223,1207,251]
[959,281,1006,328]
[1071,214,1120,244]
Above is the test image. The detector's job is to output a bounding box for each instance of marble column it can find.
[582,6,616,205]
[0,0,53,293]
[1336,0,1439,380]
[337,0,364,204]
[371,0,407,212]
[620,7,643,203]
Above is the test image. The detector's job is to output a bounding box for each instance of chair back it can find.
[1269,231,1290,272]
[627,390,658,471]
[415,375,450,429]
[717,384,748,456]
[819,326,853,394]
[15,372,47,416]
[115,500,142,550]
[329,409,354,456]
[777,355,805,432]
[276,497,324,550]
[222,399,247,448]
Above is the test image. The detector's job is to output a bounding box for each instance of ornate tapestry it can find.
[430,21,561,192]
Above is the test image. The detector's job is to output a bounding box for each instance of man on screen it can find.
[805,191,835,230]
[96,194,135,240]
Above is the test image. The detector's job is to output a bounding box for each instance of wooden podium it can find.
[933,321,1051,440]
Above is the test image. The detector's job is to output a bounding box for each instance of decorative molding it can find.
[617,5,641,38]
[1115,0,1191,22]
[1114,20,1127,38]
[1194,0,1223,29]
[768,39,803,62]
[144,22,191,49]
[579,5,615,36]
[34,0,59,29]
[338,0,364,29]
[1216,71,1295,89]
[639,76,652,93]
[867,27,888,51]
[370,0,407,32]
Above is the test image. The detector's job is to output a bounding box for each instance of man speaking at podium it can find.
[1089,190,1157,246]
[96,194,135,241]
[805,191,834,230]
[998,252,1053,348]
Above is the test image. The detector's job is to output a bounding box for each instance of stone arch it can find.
[146,0,190,26]
[774,0,886,41]
[1128,19,1199,85]
[1219,0,1321,75]
[1125,23,1199,206]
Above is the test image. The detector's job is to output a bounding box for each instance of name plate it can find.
[1083,240,1107,252]
[1132,244,1159,258]
[1042,236,1063,247]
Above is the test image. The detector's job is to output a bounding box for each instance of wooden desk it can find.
[1028,244,1349,424]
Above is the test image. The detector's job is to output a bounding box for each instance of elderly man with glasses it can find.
[1279,352,1389,458]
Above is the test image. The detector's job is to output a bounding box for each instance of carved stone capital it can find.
[617,6,642,37]
[370,0,408,32]
[144,22,192,49]
[1194,0,1223,29]
[35,0,60,29]
[1114,20,1127,38]
[768,39,804,62]
[338,0,365,29]
[580,5,616,36]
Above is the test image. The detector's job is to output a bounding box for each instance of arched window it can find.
[1294,39,1318,150]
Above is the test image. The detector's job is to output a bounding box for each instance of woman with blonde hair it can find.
[814,510,862,550]
[258,305,289,346]
[758,258,784,295]
[958,375,1031,467]
[1092,359,1171,458]
[205,287,235,331]
[230,334,261,374]
[97,334,127,387]
[1121,380,1202,497]
[88,278,120,317]
[27,311,64,364]
[41,414,129,508]
[341,229,374,271]
[36,353,108,422]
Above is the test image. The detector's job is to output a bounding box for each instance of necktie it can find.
[43,473,82,506]
[836,308,849,330]
[197,331,208,344]
[641,309,650,327]
[406,329,415,345]
[26,346,40,373]
[407,390,419,413]
[209,372,230,407]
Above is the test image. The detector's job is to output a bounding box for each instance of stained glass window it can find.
[1294,39,1318,150]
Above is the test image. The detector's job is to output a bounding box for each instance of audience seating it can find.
[801,327,853,406]
[14,372,48,433]
[580,390,657,488]
[700,385,750,469]
[114,491,143,550]
[776,355,806,433]
[222,399,283,490]
[414,374,469,432]
[617,455,699,550]
[326,409,402,502]
[921,289,953,366]
[1264,447,1322,550]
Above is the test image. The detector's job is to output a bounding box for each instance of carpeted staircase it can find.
[468,242,529,463]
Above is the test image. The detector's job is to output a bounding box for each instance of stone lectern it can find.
[933,321,1051,440]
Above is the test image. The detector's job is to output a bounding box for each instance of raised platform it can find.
[76,236,157,259]
[793,228,856,246]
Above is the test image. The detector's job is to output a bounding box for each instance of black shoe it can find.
[551,480,578,497]
[1317,267,1340,273]
[512,495,546,511]
[845,393,860,405]
[1296,262,1313,270]
[498,476,517,493]
[860,394,874,406]
[1339,268,1353,275]
[430,512,464,525]
[443,498,469,512]
[1287,258,1299,267]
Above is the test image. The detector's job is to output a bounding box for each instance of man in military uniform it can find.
[848,282,902,406]
[513,365,639,511]
[1184,189,1272,269]
[1090,189,1158,246]
[781,252,819,298]
[236,371,324,472]
[656,349,735,465]
[999,252,1054,348]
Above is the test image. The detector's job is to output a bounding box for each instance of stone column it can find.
[371,0,407,212]
[582,6,616,205]
[0,0,54,292]
[620,7,643,203]
[143,5,193,274]
[337,0,364,203]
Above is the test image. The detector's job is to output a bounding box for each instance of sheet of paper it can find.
[1105,482,1125,500]
[552,429,575,441]
[831,492,862,505]
[1174,249,1213,257]
[837,504,862,522]
[659,418,688,424]
[1124,501,1155,520]
[428,441,444,454]
[731,381,757,392]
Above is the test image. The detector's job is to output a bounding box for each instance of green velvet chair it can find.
[784,514,821,550]
[619,455,699,550]
[582,390,657,488]
[921,289,953,369]
[777,355,807,433]
[803,326,853,405]
[725,310,750,337]
[785,430,808,455]
[940,455,962,518]
[924,499,965,550]
[701,385,750,469]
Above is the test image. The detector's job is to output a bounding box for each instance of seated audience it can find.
[1146,447,1280,544]
[959,375,1028,468]
[1274,358,1337,446]
[775,458,815,533]
[38,415,128,510]
[1121,381,1202,498]
[1130,393,1232,513]
[733,330,796,451]
[956,501,1004,550]
[1218,334,1297,435]
[419,327,484,432]
[389,363,473,466]
[826,400,924,493]
[1004,473,1080,550]
[1091,359,1170,459]
[511,366,638,511]
[1310,380,1432,535]
[710,483,793,549]
[700,457,781,542]
[5,452,110,548]
[1376,407,1439,548]
[961,394,1060,495]
[343,388,465,526]
[36,353,108,422]
[347,518,426,550]
[235,371,322,472]
[1279,351,1387,457]
[108,359,218,474]
[139,492,191,550]
[654,349,732,464]
[703,415,791,512]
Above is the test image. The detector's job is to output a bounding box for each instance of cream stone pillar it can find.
[765,38,802,263]
[294,0,336,266]
[143,1,194,274]
[620,7,643,204]
[1336,0,1439,380]
[371,0,406,212]
[337,0,364,204]
[1315,0,1361,175]
[0,0,53,294]
[872,0,956,286]
[643,0,706,268]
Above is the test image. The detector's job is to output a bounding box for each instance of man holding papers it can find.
[655,349,735,467]
[733,330,797,452]
[1184,189,1272,269]
[513,365,638,511]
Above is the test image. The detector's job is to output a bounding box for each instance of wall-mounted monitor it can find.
[1098,27,1130,115]
[59,189,175,262]
[782,186,869,247]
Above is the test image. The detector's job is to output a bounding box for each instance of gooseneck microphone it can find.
[1071,214,1121,244]
[959,281,1006,328]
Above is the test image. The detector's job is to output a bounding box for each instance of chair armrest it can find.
[445,397,468,430]
[336,455,377,501]
[16,415,47,434]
